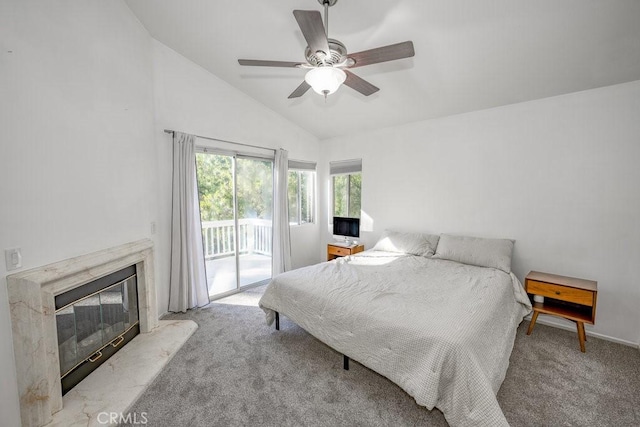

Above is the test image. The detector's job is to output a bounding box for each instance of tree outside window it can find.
[333,172,361,218]
[288,170,315,225]
[195,153,273,221]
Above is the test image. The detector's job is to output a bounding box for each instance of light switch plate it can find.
[5,248,22,271]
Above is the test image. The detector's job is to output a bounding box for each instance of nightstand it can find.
[525,271,597,352]
[327,244,364,261]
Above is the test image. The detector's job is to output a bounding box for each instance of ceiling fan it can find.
[238,0,415,99]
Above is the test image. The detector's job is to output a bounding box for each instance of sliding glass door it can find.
[196,152,273,298]
[236,157,273,287]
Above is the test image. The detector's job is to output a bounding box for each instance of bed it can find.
[259,232,532,426]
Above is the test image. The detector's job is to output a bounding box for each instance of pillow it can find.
[433,234,514,273]
[372,230,440,257]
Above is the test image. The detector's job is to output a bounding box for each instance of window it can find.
[330,159,362,218]
[288,160,316,225]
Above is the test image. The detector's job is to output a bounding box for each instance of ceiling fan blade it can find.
[238,59,303,68]
[293,10,330,58]
[288,81,311,99]
[348,41,415,68]
[343,70,379,96]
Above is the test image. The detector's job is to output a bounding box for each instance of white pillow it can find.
[372,230,440,257]
[433,234,514,273]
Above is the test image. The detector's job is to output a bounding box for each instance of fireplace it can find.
[55,264,140,395]
[7,240,159,427]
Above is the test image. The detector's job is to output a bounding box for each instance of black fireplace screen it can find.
[55,265,140,395]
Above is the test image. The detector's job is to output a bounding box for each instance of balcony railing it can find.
[201,219,272,260]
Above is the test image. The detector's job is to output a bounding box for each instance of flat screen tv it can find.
[333,217,360,241]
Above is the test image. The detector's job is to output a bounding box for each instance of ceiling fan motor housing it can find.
[305,39,347,67]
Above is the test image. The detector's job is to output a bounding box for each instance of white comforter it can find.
[259,250,532,426]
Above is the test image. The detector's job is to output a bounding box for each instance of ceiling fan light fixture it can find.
[305,66,346,96]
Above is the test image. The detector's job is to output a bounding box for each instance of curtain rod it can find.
[164,129,276,153]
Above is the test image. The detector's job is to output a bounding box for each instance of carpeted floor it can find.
[125,286,640,426]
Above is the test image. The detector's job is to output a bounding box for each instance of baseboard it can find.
[524,313,639,349]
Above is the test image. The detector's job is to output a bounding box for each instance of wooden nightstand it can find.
[327,244,364,261]
[525,271,597,352]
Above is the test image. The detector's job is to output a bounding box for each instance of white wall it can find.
[0,1,157,425]
[320,81,640,346]
[151,41,321,314]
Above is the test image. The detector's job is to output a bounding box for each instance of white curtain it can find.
[272,148,292,276]
[169,132,210,312]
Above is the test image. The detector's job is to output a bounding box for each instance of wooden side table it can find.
[525,271,597,352]
[327,244,364,261]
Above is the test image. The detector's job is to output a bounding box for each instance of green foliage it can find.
[349,173,361,218]
[300,171,314,223]
[333,175,347,217]
[289,170,315,224]
[195,154,273,221]
[288,172,298,223]
[333,173,361,218]
[196,154,234,221]
[236,158,273,220]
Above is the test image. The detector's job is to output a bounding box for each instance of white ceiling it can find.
[125,0,640,140]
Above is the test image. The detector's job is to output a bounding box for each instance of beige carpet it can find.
[125,286,640,426]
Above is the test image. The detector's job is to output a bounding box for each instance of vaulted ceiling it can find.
[125,0,640,140]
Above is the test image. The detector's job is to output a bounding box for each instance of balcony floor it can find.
[205,253,272,297]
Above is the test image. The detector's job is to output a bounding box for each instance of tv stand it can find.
[327,243,364,261]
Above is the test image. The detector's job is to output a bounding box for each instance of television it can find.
[333,217,360,243]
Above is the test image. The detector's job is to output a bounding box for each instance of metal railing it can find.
[201,219,272,259]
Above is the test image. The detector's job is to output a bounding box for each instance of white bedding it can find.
[259,250,532,426]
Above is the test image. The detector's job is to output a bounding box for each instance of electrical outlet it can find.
[5,248,22,271]
[150,222,156,235]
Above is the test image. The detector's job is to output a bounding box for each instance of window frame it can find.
[329,159,362,220]
[331,171,361,219]
[288,168,316,226]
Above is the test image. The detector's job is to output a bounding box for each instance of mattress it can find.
[259,250,532,426]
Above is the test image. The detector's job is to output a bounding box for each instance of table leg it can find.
[577,321,586,352]
[527,311,539,335]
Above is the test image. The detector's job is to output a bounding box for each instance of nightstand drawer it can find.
[327,244,364,261]
[527,280,594,306]
[329,246,350,257]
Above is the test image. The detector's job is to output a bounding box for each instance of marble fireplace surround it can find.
[7,239,194,427]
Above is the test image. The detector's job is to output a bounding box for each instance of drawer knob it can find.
[555,291,561,295]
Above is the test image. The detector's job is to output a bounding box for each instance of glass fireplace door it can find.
[55,267,139,395]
